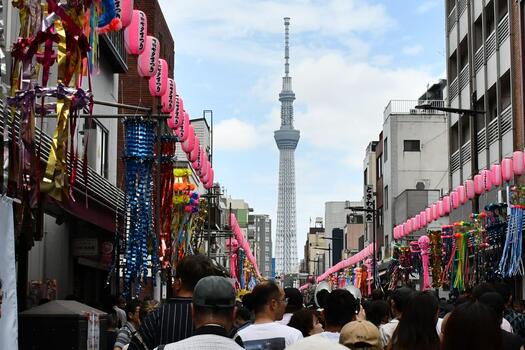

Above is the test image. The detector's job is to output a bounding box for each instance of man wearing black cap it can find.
[157,276,243,350]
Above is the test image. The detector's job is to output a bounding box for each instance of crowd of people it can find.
[107,254,525,350]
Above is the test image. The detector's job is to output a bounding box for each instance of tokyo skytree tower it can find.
[274,17,299,274]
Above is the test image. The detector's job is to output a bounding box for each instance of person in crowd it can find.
[113,295,127,329]
[442,301,502,350]
[288,309,324,337]
[286,335,349,350]
[339,320,382,350]
[158,276,243,350]
[316,289,330,309]
[140,299,160,322]
[128,254,223,350]
[496,283,525,338]
[114,299,141,350]
[278,287,303,325]
[379,287,413,347]
[106,309,119,350]
[366,300,390,328]
[238,281,303,349]
[233,303,252,331]
[479,292,525,350]
[472,282,514,332]
[387,291,439,350]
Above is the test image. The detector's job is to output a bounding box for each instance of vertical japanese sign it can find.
[365,185,374,223]
[0,199,18,349]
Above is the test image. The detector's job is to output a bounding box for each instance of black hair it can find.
[371,289,384,301]
[175,254,221,292]
[479,292,505,321]
[494,283,512,305]
[323,289,357,328]
[390,287,414,314]
[125,299,141,320]
[248,281,281,314]
[472,282,495,300]
[288,309,318,337]
[366,300,390,327]
[390,291,439,350]
[235,305,252,322]
[315,289,330,309]
[441,301,501,350]
[284,288,303,313]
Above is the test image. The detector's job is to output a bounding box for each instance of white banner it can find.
[0,198,18,349]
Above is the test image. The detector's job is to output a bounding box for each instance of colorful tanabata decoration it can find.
[499,186,525,278]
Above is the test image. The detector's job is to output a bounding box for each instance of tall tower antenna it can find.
[274,17,300,275]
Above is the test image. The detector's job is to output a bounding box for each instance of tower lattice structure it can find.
[274,17,299,275]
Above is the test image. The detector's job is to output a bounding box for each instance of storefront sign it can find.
[73,238,99,256]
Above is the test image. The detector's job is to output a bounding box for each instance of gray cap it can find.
[193,276,236,308]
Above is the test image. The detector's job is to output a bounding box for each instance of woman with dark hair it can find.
[441,301,502,350]
[367,300,390,328]
[388,291,440,350]
[288,309,324,337]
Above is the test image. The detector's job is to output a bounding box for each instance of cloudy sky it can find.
[158,0,445,259]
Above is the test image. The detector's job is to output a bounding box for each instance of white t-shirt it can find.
[277,313,293,325]
[379,318,399,347]
[315,332,340,342]
[238,322,303,350]
[502,318,514,333]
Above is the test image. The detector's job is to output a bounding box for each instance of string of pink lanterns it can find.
[393,150,525,240]
[316,243,376,283]
[121,1,214,189]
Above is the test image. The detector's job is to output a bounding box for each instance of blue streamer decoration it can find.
[499,205,524,278]
[238,248,245,289]
[123,118,158,298]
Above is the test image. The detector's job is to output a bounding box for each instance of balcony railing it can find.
[449,77,459,101]
[488,117,499,144]
[458,0,467,16]
[101,30,128,73]
[0,100,125,212]
[451,149,460,172]
[498,14,510,46]
[474,46,484,72]
[501,105,512,135]
[476,128,486,152]
[461,140,471,163]
[459,64,469,90]
[383,100,445,120]
[448,6,457,32]
[485,30,496,59]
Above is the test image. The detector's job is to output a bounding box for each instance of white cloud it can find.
[416,1,439,14]
[402,45,424,56]
[214,118,260,151]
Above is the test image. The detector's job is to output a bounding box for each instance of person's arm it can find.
[128,308,160,350]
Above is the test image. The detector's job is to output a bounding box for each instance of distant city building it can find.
[305,218,325,276]
[248,214,273,278]
[275,18,300,274]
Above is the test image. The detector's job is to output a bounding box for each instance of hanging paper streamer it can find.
[123,118,158,297]
[499,186,525,278]
[429,230,443,288]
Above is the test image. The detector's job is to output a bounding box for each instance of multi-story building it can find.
[380,82,449,257]
[248,214,273,278]
[324,202,350,271]
[343,206,364,258]
[305,218,325,276]
[363,141,378,247]
[445,0,523,221]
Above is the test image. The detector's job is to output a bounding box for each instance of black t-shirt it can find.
[502,330,525,350]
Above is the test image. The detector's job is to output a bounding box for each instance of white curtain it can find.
[0,199,18,349]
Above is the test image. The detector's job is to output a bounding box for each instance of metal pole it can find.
[329,243,331,268]
[373,205,377,288]
[93,99,152,113]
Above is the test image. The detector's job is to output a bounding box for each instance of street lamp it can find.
[415,103,486,212]
[313,245,332,269]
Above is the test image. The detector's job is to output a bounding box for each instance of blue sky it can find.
[159,0,446,260]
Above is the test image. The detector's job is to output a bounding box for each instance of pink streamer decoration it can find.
[418,235,431,290]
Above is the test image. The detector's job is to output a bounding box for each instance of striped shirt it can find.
[128,297,193,350]
[114,321,137,349]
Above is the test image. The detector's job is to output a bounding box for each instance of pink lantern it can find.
[168,95,184,130]
[426,208,432,223]
[491,164,503,186]
[175,112,190,142]
[431,204,438,221]
[200,161,211,183]
[482,169,492,191]
[124,10,147,55]
[474,174,484,195]
[411,217,418,231]
[514,151,525,175]
[115,0,134,29]
[192,147,206,171]
[149,59,168,96]
[198,158,209,179]
[450,191,459,209]
[161,79,176,113]
[437,200,444,217]
[204,168,214,189]
[465,179,475,199]
[416,214,422,229]
[137,36,160,77]
[394,226,399,240]
[181,125,195,153]
[443,196,451,214]
[502,158,514,182]
[188,135,200,162]
[457,185,467,204]
[420,210,427,226]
